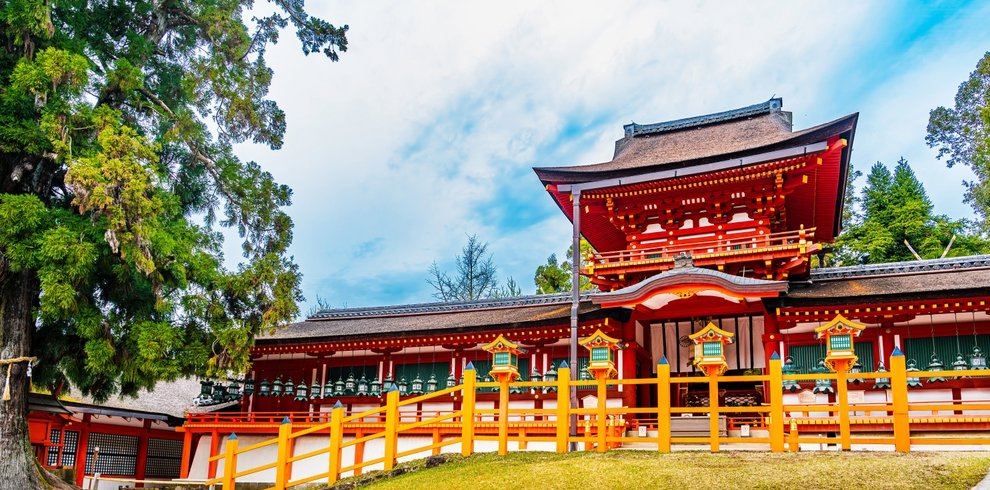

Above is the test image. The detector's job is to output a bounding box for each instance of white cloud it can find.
[229,1,990,313]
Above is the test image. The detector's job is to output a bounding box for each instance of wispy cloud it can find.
[232,1,990,313]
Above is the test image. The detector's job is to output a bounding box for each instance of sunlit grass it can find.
[337,451,990,490]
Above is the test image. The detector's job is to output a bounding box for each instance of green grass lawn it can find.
[337,451,990,490]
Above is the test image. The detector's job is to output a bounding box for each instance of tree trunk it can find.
[0,268,45,489]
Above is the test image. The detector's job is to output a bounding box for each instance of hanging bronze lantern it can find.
[812,359,833,394]
[226,381,240,401]
[906,359,923,388]
[953,353,969,378]
[370,376,382,396]
[243,378,255,396]
[357,375,369,396]
[333,376,345,396]
[272,376,284,397]
[310,380,323,400]
[284,378,295,397]
[294,381,309,401]
[199,379,214,398]
[344,372,356,394]
[782,356,802,392]
[211,381,227,403]
[259,378,271,397]
[426,374,438,393]
[873,362,891,389]
[446,371,456,389]
[927,354,946,383]
[410,374,424,395]
[972,346,988,370]
[544,364,558,393]
[848,359,864,384]
[398,377,408,395]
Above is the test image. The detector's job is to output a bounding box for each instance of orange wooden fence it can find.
[205,351,990,489]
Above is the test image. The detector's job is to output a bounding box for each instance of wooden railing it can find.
[205,352,990,489]
[591,227,814,269]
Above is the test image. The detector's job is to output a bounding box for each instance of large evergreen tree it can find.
[836,159,989,264]
[927,51,990,230]
[0,2,347,487]
[533,239,595,294]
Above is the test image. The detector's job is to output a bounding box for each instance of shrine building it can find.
[173,99,990,483]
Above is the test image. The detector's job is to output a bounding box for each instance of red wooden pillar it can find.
[74,414,91,487]
[179,430,194,479]
[206,429,220,479]
[134,419,152,487]
[762,312,782,398]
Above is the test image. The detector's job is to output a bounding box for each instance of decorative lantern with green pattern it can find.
[926,354,947,383]
[446,371,457,389]
[243,378,255,396]
[370,376,382,396]
[688,322,734,376]
[357,375,369,396]
[410,374,424,395]
[782,356,801,392]
[812,359,834,394]
[283,378,295,398]
[294,381,308,401]
[972,346,987,370]
[814,314,865,373]
[906,359,923,388]
[310,380,323,400]
[272,376,284,397]
[258,378,271,397]
[333,376,345,396]
[579,329,623,380]
[482,335,527,383]
[427,373,438,393]
[873,362,891,389]
[344,373,356,394]
[398,377,408,395]
[543,364,558,393]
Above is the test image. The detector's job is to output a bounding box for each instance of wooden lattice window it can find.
[703,341,722,357]
[145,438,183,478]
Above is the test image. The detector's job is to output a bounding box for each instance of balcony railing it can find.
[591,228,815,272]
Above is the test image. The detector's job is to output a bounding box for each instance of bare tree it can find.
[428,235,516,301]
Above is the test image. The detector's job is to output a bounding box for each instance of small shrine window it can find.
[703,341,722,357]
[830,334,851,351]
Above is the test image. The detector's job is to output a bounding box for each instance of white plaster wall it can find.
[189,433,557,483]
[961,388,990,415]
[907,389,954,416]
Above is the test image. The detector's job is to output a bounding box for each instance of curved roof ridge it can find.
[623,98,783,137]
[308,292,593,320]
[810,254,990,281]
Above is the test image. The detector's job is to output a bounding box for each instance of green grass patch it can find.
[343,451,990,490]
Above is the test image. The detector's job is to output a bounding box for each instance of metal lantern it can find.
[782,356,801,392]
[226,381,241,401]
[357,375,369,396]
[580,329,623,380]
[483,335,527,383]
[426,374,438,393]
[927,353,947,383]
[398,377,409,395]
[370,376,382,396]
[211,381,227,403]
[688,322,735,377]
[199,379,214,398]
[311,380,323,400]
[972,345,987,370]
[873,362,891,389]
[259,378,270,397]
[579,368,592,381]
[483,374,493,392]
[531,367,542,383]
[333,376,345,396]
[906,359,923,388]
[815,314,865,373]
[272,376,283,397]
[243,378,255,396]
[510,373,526,394]
[953,353,969,377]
[446,371,457,389]
[294,381,308,401]
[283,378,295,397]
[543,364,558,393]
[345,373,356,394]
[812,359,834,394]
[411,374,424,395]
[848,359,864,384]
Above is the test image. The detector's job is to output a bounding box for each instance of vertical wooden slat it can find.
[461,366,477,456]
[657,357,671,453]
[327,403,344,485]
[768,353,785,452]
[273,419,291,490]
[556,365,571,452]
[891,348,910,452]
[384,387,400,469]
[221,434,238,490]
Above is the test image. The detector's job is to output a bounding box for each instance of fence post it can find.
[384,384,400,469]
[657,356,671,453]
[836,364,851,451]
[461,364,477,457]
[556,363,571,453]
[221,433,238,490]
[890,347,910,453]
[498,377,510,455]
[768,352,785,452]
[596,375,607,453]
[708,372,720,453]
[327,401,345,485]
[274,418,291,490]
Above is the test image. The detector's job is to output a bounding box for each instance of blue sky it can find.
[234,1,990,315]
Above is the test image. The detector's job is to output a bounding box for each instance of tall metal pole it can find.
[570,191,581,440]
